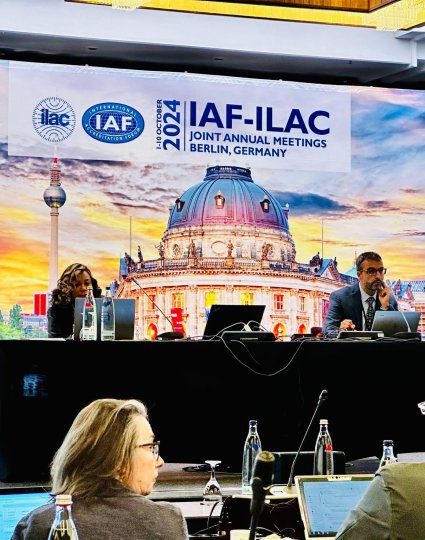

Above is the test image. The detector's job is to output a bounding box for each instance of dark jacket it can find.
[11,480,189,540]
[336,463,425,539]
[322,283,398,338]
[47,302,74,339]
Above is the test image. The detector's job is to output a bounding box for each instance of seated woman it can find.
[11,398,189,540]
[47,263,101,339]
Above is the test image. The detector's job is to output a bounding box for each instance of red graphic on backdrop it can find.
[170,307,184,332]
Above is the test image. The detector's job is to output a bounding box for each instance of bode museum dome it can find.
[118,165,354,340]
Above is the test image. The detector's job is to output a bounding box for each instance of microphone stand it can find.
[286,389,328,492]
[248,451,275,540]
[130,276,184,339]
[248,477,264,540]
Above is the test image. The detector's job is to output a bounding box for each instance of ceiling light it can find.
[111,0,148,9]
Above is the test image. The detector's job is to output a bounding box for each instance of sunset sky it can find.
[0,64,424,316]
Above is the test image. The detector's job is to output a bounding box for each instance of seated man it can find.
[335,462,425,539]
[322,251,398,338]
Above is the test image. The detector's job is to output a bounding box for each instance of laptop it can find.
[0,486,52,540]
[371,310,420,338]
[295,474,374,540]
[73,297,136,340]
[202,304,266,340]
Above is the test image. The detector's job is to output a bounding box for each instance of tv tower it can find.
[43,157,66,292]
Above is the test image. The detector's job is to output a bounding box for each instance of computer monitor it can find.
[73,297,136,340]
[371,310,420,338]
[202,304,265,339]
[0,487,52,540]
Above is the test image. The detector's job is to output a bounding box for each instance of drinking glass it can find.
[202,460,223,504]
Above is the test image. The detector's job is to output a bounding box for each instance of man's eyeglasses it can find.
[136,441,160,460]
[361,267,387,276]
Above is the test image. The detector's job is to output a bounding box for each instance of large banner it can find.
[0,60,424,320]
[8,62,351,172]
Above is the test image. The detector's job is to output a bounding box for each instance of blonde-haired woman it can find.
[12,398,189,540]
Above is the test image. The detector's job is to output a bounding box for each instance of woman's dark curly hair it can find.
[50,263,101,306]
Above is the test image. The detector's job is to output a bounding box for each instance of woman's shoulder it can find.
[48,302,73,313]
[72,494,185,529]
[12,503,55,538]
[90,491,184,518]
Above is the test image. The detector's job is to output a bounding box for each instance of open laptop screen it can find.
[203,304,265,339]
[73,297,136,340]
[295,474,374,539]
[372,310,420,337]
[0,487,52,540]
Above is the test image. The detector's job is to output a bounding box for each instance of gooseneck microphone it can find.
[248,450,275,540]
[286,389,328,491]
[130,276,184,340]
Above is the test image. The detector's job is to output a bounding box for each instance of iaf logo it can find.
[82,102,144,144]
[32,97,76,142]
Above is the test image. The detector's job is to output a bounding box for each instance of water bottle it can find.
[101,286,115,341]
[313,419,334,475]
[241,419,262,494]
[82,285,97,341]
[379,439,398,469]
[48,494,79,540]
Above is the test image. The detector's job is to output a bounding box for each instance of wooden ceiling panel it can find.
[203,0,401,14]
[65,0,425,31]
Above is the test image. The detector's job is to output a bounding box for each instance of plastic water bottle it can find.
[82,285,97,341]
[101,286,115,341]
[379,439,398,469]
[241,419,262,494]
[313,419,334,475]
[48,494,79,540]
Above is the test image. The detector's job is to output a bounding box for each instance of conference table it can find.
[0,338,423,484]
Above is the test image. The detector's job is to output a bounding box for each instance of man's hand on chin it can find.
[378,284,391,309]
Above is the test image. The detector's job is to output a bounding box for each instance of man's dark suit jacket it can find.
[322,283,398,338]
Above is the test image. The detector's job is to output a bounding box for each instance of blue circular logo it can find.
[82,102,144,144]
[32,97,76,142]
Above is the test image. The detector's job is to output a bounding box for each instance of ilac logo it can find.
[82,102,144,144]
[32,97,76,142]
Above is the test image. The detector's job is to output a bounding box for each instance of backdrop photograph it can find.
[0,60,423,337]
